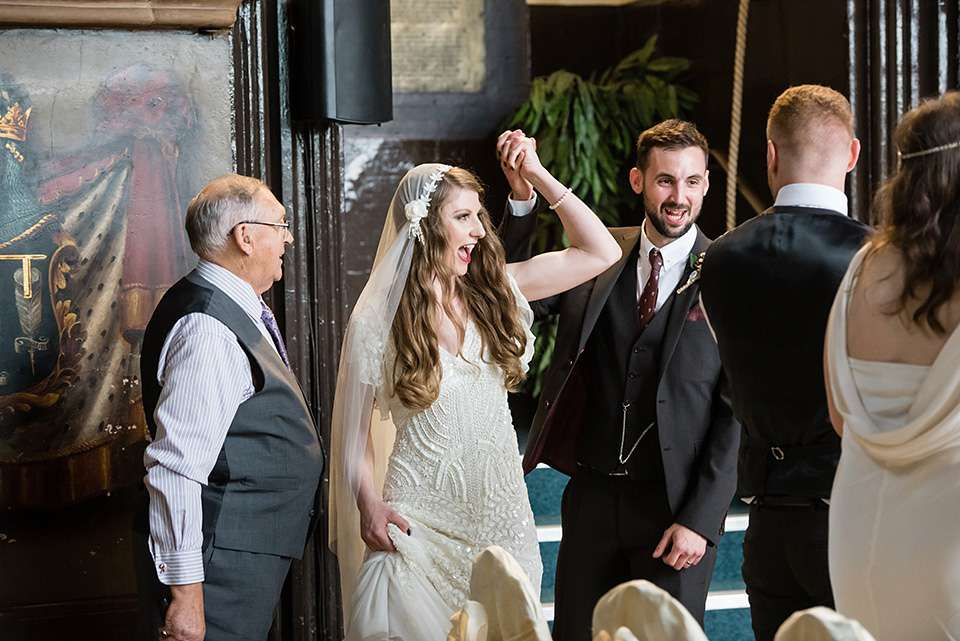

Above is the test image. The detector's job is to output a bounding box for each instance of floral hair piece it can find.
[404,166,449,244]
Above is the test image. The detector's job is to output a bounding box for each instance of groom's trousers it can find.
[552,470,716,641]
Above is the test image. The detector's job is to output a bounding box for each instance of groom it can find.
[501,122,739,640]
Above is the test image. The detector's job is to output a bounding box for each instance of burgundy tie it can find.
[637,248,663,332]
[260,301,292,370]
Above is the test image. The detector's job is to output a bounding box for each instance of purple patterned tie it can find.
[260,301,291,370]
[637,248,663,331]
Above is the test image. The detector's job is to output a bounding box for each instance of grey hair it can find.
[185,174,267,258]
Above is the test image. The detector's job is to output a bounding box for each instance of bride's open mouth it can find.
[457,244,475,263]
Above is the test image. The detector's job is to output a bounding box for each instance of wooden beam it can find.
[0,0,243,30]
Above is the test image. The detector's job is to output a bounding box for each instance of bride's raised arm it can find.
[500,129,622,302]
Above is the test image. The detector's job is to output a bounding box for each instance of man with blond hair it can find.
[698,85,869,641]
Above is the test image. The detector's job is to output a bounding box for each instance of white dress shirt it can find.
[773,182,849,215]
[636,221,697,311]
[508,194,538,217]
[143,260,279,585]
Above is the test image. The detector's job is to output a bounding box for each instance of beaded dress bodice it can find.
[382,319,542,610]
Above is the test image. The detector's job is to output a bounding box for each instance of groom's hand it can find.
[652,523,707,571]
[358,495,410,552]
[161,582,205,641]
[497,129,537,201]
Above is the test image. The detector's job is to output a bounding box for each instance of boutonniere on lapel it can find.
[676,251,705,294]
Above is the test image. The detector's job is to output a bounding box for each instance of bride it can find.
[330,130,621,641]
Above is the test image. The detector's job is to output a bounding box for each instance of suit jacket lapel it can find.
[659,228,710,378]
[578,227,642,351]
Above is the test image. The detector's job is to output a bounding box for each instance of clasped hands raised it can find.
[497,129,545,201]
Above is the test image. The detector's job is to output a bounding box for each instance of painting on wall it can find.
[0,30,233,509]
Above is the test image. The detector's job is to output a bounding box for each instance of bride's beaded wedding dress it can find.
[343,277,543,641]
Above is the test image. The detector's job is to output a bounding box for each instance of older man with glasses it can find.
[133,174,324,641]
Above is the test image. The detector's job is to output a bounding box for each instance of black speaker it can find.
[289,0,393,124]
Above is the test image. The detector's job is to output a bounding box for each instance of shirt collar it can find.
[196,259,264,322]
[774,183,849,215]
[639,219,698,270]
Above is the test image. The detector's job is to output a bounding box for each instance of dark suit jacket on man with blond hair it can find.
[699,85,869,641]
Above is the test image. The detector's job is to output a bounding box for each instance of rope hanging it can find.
[725,0,750,231]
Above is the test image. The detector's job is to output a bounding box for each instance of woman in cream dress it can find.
[825,92,960,640]
[329,131,621,641]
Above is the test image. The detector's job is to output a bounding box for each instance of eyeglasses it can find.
[227,220,291,236]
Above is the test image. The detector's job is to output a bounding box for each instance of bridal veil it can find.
[329,163,452,621]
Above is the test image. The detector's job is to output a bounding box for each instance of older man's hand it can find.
[161,582,205,641]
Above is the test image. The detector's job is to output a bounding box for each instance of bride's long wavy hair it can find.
[389,167,528,411]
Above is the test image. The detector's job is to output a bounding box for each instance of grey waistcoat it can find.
[141,271,324,559]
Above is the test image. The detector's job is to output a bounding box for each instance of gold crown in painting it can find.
[0,102,31,142]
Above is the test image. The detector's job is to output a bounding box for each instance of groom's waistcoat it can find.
[699,206,868,499]
[578,246,672,480]
[141,271,324,559]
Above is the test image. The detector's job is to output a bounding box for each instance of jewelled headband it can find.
[898,140,960,160]
[404,165,450,244]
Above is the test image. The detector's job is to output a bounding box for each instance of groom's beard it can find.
[643,194,700,240]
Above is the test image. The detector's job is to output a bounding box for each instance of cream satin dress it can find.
[825,246,960,641]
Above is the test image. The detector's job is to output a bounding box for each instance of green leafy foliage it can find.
[506,36,697,397]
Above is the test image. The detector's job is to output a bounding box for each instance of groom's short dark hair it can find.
[636,119,709,170]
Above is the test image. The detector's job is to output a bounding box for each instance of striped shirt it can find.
[143,260,280,585]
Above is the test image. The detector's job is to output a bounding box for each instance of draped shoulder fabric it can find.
[825,245,960,467]
[825,244,960,640]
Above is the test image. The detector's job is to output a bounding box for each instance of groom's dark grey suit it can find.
[502,210,739,640]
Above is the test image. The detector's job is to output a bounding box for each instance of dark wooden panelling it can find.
[234,1,348,640]
[0,487,140,641]
[0,597,140,641]
[849,0,960,223]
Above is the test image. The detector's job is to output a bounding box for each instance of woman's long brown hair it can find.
[868,91,960,334]
[389,168,528,411]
